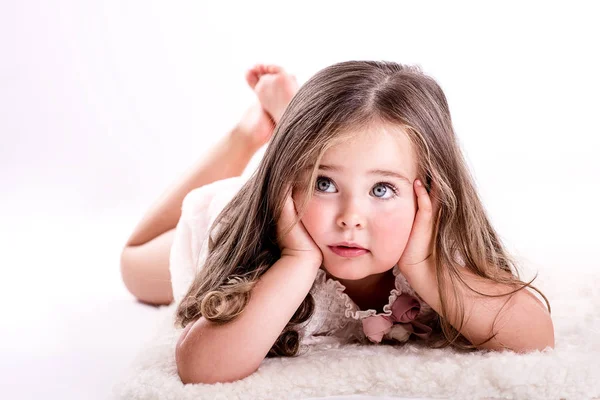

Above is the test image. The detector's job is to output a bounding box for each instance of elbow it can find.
[482,291,556,354]
[175,324,199,384]
[176,344,259,385]
[521,312,555,353]
[176,321,215,385]
[175,319,260,385]
[513,291,555,353]
[176,344,207,385]
[510,319,555,354]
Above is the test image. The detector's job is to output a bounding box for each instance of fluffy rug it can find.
[113,268,600,400]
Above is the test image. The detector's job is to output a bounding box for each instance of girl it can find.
[121,61,554,385]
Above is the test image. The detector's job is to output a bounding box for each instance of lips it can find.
[329,241,367,250]
[328,243,369,258]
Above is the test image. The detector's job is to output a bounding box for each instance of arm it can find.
[175,255,321,384]
[404,261,555,353]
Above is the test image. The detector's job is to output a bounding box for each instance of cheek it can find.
[291,190,327,239]
[299,200,329,237]
[372,202,416,258]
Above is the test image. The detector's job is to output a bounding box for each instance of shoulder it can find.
[169,176,248,304]
[181,176,247,220]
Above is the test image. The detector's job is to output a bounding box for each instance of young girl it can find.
[121,61,554,385]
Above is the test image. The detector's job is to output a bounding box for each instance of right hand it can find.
[276,188,323,266]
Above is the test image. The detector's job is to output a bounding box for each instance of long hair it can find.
[174,60,551,356]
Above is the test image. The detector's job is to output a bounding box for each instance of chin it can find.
[321,260,373,281]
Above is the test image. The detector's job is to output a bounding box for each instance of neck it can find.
[325,268,396,309]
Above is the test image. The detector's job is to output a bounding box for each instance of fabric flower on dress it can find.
[361,293,433,343]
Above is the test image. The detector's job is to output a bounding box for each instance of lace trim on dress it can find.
[315,264,434,320]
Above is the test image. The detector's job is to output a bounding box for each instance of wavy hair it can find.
[174,60,551,356]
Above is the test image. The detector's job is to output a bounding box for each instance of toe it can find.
[264,65,283,74]
[254,64,267,77]
[245,68,260,88]
[247,64,287,88]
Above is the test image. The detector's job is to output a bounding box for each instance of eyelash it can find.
[315,175,399,200]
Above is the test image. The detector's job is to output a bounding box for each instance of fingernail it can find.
[416,180,422,187]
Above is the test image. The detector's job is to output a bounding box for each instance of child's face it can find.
[293,125,419,281]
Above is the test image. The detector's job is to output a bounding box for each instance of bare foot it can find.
[245,64,299,125]
[235,64,299,150]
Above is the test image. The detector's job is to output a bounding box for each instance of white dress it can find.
[169,176,437,347]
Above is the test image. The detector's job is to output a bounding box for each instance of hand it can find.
[276,187,323,266]
[397,178,441,275]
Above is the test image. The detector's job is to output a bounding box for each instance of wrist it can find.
[280,251,322,270]
[399,259,435,283]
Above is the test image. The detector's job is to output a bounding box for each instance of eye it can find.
[315,176,399,200]
[371,182,398,200]
[315,176,336,193]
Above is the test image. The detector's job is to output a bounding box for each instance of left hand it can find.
[397,178,441,275]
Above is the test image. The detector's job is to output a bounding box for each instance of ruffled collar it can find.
[314,264,431,320]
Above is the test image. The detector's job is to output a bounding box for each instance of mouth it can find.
[330,242,367,250]
[328,245,370,258]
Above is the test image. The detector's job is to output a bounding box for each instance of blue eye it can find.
[315,176,335,192]
[372,183,396,199]
[315,176,399,200]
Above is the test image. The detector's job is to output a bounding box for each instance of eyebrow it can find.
[314,164,412,184]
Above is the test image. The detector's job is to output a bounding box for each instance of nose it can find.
[336,198,366,229]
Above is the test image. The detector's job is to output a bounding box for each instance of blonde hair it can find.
[174,60,551,356]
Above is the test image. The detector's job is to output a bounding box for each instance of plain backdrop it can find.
[1,1,599,399]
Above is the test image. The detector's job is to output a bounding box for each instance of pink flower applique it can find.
[361,293,433,343]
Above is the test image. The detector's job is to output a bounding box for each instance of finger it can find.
[415,179,433,215]
[427,179,441,218]
[411,179,434,238]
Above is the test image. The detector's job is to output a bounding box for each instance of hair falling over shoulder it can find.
[174,60,551,356]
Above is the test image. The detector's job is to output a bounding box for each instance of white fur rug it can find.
[113,269,600,400]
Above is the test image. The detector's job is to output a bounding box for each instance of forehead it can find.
[321,124,418,179]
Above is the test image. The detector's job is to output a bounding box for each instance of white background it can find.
[1,1,599,399]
